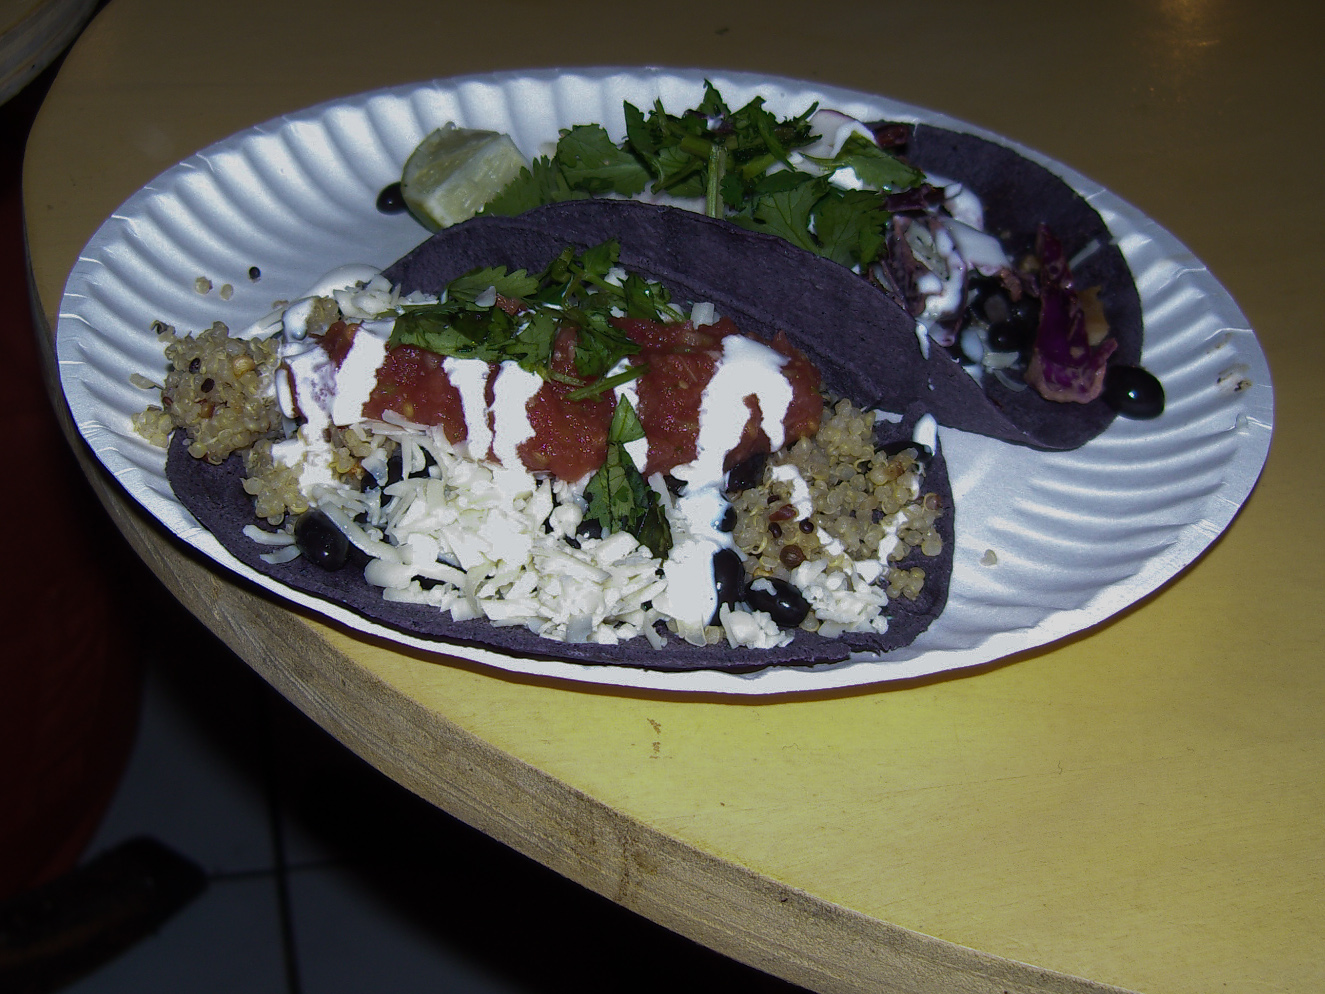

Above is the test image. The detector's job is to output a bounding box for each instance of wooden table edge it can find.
[27,257,1140,994]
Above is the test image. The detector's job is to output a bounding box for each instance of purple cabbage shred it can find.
[1026,224,1117,403]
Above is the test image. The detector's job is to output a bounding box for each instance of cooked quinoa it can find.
[731,397,943,605]
[132,320,283,463]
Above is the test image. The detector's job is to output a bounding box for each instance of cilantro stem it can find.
[678,135,714,159]
[706,143,726,219]
[565,363,647,402]
[659,301,686,323]
[740,152,778,180]
[581,272,624,297]
[547,369,586,387]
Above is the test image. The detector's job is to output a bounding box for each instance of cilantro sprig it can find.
[480,82,926,269]
[581,397,671,558]
[388,240,682,398]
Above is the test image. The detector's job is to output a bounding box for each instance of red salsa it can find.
[618,316,823,477]
[312,316,823,481]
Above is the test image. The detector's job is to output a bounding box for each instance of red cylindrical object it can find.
[0,70,143,901]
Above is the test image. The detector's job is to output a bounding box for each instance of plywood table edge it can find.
[29,262,1139,994]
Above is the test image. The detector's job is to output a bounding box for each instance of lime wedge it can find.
[400,124,528,230]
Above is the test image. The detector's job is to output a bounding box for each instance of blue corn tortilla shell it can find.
[874,122,1144,449]
[166,200,955,671]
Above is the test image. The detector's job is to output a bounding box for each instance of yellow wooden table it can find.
[25,1,1323,991]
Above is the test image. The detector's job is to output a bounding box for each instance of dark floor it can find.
[60,605,806,994]
[3,48,807,994]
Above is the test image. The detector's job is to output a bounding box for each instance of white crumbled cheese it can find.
[260,545,302,565]
[718,603,791,649]
[790,559,890,636]
[299,422,672,644]
[242,525,295,546]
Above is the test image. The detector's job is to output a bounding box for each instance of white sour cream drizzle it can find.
[270,270,400,492]
[329,318,391,426]
[658,335,795,644]
[903,174,1011,360]
[444,357,494,460]
[489,363,543,469]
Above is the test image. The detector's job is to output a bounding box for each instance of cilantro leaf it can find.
[556,125,651,196]
[505,310,559,372]
[622,101,659,171]
[581,397,672,558]
[390,306,513,363]
[607,394,646,444]
[576,239,619,281]
[651,143,707,198]
[812,189,891,269]
[482,156,580,217]
[818,133,924,192]
[568,310,639,380]
[386,243,671,404]
[697,81,730,120]
[446,266,539,303]
[619,273,673,321]
[732,182,826,254]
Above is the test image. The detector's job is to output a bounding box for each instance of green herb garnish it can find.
[480,81,925,269]
[388,240,681,395]
[581,396,671,558]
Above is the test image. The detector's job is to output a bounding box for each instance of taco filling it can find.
[135,228,949,660]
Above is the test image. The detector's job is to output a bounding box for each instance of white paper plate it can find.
[56,68,1273,695]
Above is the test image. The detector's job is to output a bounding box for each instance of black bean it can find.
[200,378,214,393]
[1008,296,1040,330]
[248,266,261,281]
[798,518,814,534]
[744,577,810,628]
[376,182,407,214]
[294,510,349,570]
[979,290,1012,326]
[1103,365,1165,419]
[768,522,783,539]
[880,439,933,465]
[384,449,437,487]
[576,519,603,541]
[724,451,766,494]
[709,548,745,623]
[986,321,1032,355]
[718,506,737,532]
[188,357,200,374]
[965,273,1003,314]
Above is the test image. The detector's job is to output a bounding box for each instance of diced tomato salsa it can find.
[617,316,823,477]
[519,328,614,482]
[312,315,822,482]
[362,344,468,444]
